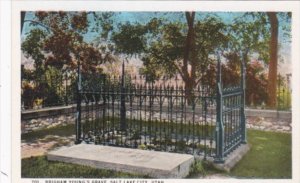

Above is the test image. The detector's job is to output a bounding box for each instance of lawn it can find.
[228,129,291,179]
[22,126,291,179]
[22,156,149,178]
[22,124,75,143]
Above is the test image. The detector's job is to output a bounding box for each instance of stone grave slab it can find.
[47,144,194,178]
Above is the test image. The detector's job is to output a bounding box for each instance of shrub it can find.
[189,159,206,177]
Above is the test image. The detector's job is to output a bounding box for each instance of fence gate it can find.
[74,54,246,162]
[214,54,247,162]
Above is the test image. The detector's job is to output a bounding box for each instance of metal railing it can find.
[75,56,247,162]
[20,54,247,162]
[21,67,77,110]
[277,74,292,111]
[246,74,292,111]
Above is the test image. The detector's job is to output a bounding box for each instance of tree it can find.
[229,12,291,108]
[112,12,229,102]
[221,52,268,106]
[22,28,46,77]
[22,11,291,107]
[22,12,118,74]
[21,12,118,107]
[266,12,279,108]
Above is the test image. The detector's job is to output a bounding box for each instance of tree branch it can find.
[24,20,51,33]
[173,60,185,79]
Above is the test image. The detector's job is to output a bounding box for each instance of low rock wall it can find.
[21,106,75,134]
[244,109,292,132]
[21,105,292,134]
[21,105,104,134]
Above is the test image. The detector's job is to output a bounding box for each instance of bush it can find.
[189,159,206,177]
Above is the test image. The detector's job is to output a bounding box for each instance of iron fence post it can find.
[277,75,283,110]
[75,60,82,144]
[120,60,127,131]
[65,72,69,106]
[204,98,208,160]
[241,52,247,144]
[215,54,224,163]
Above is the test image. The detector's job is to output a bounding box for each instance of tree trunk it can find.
[266,12,278,108]
[185,78,196,104]
[183,12,197,104]
[21,12,26,33]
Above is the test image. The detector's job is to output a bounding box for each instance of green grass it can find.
[22,123,291,179]
[22,156,150,178]
[82,117,216,137]
[188,160,207,178]
[228,129,291,179]
[22,117,215,143]
[22,124,75,142]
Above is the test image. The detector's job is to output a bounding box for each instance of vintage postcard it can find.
[10,1,300,183]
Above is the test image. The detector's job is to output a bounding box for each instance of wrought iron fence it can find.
[78,76,217,157]
[75,56,247,162]
[20,54,247,161]
[21,65,77,110]
[213,55,246,162]
[246,74,292,111]
[277,74,292,111]
[21,67,291,112]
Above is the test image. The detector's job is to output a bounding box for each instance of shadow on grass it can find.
[22,156,150,178]
[22,124,75,144]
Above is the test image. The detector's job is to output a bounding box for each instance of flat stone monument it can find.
[47,144,194,178]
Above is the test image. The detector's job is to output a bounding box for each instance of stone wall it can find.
[21,106,76,134]
[21,104,103,134]
[21,105,292,134]
[245,109,292,132]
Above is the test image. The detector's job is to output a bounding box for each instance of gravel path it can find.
[21,135,75,158]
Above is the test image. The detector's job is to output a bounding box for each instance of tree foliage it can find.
[22,11,118,74]
[21,12,117,108]
[230,12,291,108]
[112,13,229,87]
[229,13,270,62]
[102,12,290,106]
[21,11,291,108]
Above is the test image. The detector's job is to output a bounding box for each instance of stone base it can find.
[47,144,194,178]
[208,143,251,172]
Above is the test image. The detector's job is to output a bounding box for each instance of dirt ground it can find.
[21,135,75,158]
